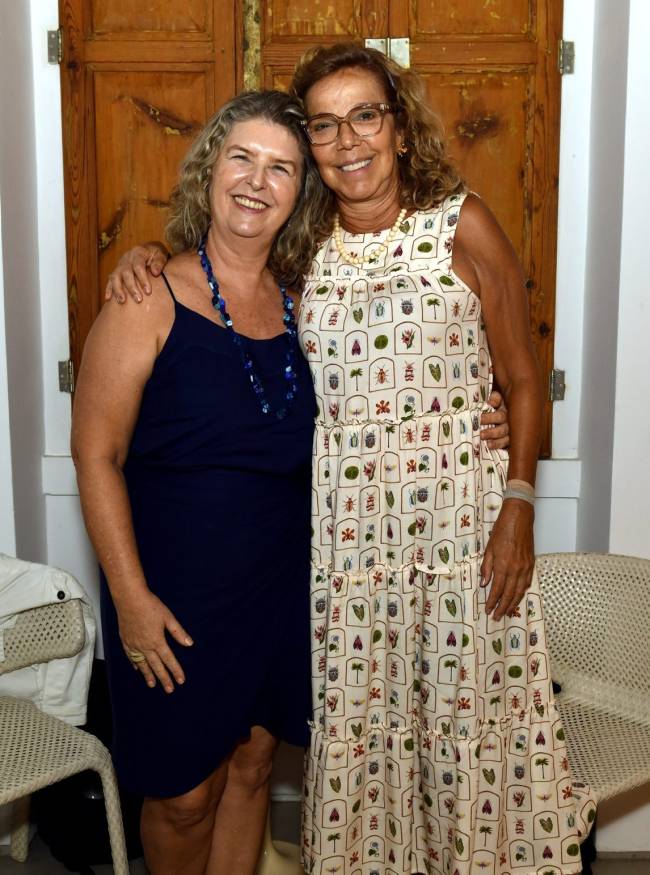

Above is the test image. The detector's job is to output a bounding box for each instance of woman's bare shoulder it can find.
[456,193,518,269]
[90,270,174,356]
[457,193,504,240]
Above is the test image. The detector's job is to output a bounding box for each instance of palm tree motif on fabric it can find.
[444,658,458,681]
[535,757,549,779]
[351,662,365,683]
[327,833,341,852]
[479,825,493,846]
[350,368,363,390]
[427,297,442,319]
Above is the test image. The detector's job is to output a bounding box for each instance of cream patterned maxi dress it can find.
[299,194,595,875]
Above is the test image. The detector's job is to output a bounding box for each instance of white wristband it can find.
[503,487,535,506]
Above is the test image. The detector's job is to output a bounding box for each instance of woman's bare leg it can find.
[142,762,229,875]
[206,726,278,874]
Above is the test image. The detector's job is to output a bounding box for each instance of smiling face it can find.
[209,118,303,247]
[304,67,402,209]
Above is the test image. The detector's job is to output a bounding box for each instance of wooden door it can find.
[250,0,561,456]
[393,0,562,457]
[60,0,236,378]
[60,0,561,455]
[251,1,390,88]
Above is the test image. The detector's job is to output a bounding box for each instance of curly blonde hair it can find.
[290,43,466,223]
[166,91,329,290]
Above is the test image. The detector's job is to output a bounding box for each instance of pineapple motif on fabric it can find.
[299,194,595,875]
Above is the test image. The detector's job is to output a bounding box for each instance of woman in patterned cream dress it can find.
[106,43,594,875]
[290,44,595,875]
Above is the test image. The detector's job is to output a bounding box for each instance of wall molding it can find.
[42,455,581,499]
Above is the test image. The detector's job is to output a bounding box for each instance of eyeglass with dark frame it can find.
[301,103,395,146]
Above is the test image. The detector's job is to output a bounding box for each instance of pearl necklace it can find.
[333,208,408,268]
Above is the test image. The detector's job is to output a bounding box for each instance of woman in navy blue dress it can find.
[72,91,329,875]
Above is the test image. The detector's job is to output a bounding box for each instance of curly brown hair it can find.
[290,43,466,220]
[166,90,329,290]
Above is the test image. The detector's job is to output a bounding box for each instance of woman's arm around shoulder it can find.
[105,241,170,303]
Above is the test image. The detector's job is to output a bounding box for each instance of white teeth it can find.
[341,159,371,173]
[234,196,266,210]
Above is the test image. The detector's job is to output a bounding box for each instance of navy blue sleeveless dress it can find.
[100,274,315,798]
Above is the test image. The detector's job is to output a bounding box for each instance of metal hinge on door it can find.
[58,360,75,394]
[47,28,63,65]
[365,38,410,69]
[548,368,566,402]
[558,40,575,75]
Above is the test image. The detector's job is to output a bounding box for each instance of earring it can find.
[397,142,408,157]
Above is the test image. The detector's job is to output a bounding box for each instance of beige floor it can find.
[2,842,648,874]
[1,805,648,875]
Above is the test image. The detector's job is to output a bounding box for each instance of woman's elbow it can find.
[71,438,123,480]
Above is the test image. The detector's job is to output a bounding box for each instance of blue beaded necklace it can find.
[198,235,299,419]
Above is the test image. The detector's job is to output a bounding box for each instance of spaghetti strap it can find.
[160,271,177,302]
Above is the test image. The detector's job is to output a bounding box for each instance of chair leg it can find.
[10,795,31,862]
[96,763,130,875]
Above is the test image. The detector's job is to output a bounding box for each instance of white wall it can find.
[0,0,47,563]
[608,0,650,560]
[553,1,595,463]
[0,207,17,555]
[597,0,650,851]
[576,0,629,552]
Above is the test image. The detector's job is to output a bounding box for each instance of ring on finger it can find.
[127,648,147,663]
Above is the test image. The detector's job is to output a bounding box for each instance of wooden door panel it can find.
[94,70,209,294]
[267,0,367,38]
[60,0,236,378]
[90,1,210,36]
[258,0,389,84]
[422,69,534,266]
[269,72,294,90]
[413,0,533,38]
[264,0,388,40]
[406,0,561,456]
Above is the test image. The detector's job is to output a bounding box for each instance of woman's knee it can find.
[147,775,221,831]
[228,728,277,792]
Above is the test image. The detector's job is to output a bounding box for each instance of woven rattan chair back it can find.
[536,552,650,800]
[536,553,650,715]
[0,600,85,676]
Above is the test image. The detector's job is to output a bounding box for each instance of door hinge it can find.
[548,368,566,402]
[58,359,75,394]
[558,39,575,75]
[47,28,63,65]
[364,37,410,69]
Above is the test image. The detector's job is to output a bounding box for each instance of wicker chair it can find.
[0,599,129,873]
[536,552,650,802]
